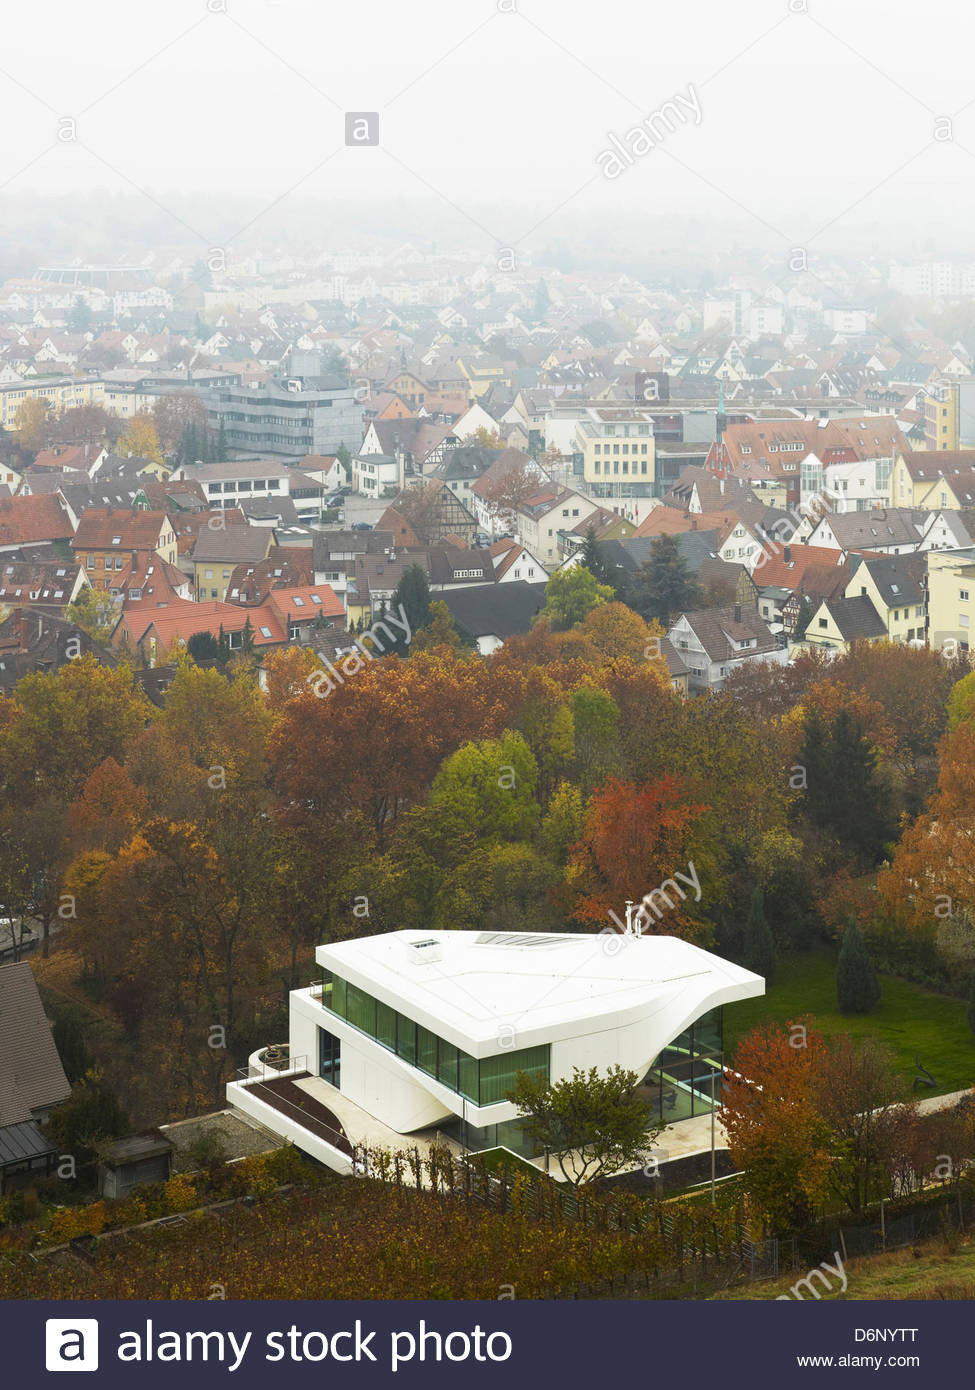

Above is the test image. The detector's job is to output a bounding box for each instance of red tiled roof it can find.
[72,507,168,550]
[0,493,74,546]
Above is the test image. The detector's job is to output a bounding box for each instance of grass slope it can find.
[713,1233,975,1300]
[724,950,975,1097]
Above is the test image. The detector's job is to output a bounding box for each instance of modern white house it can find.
[227,929,764,1175]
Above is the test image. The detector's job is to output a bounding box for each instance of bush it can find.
[45,1200,106,1246]
[163,1174,198,1214]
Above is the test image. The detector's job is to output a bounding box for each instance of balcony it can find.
[226,1047,356,1175]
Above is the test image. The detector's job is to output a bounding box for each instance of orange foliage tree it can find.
[566,774,711,941]
[722,1019,834,1231]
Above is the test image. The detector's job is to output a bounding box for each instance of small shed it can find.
[97,1131,175,1199]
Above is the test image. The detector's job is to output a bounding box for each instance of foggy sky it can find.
[2,0,974,260]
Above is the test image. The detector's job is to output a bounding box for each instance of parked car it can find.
[351,521,373,531]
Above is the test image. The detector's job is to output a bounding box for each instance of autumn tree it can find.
[722,1020,834,1231]
[814,1035,902,1213]
[431,841,561,933]
[269,649,523,841]
[566,775,710,941]
[878,719,975,936]
[429,730,539,843]
[119,413,165,467]
[65,586,120,645]
[0,656,150,800]
[834,641,958,774]
[411,599,465,654]
[53,403,118,447]
[475,453,541,530]
[14,397,52,452]
[153,390,208,456]
[568,686,620,793]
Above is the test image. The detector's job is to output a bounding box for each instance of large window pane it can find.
[458,1052,478,1101]
[479,1045,549,1106]
[331,974,347,1019]
[396,1015,416,1065]
[416,1025,437,1077]
[376,1000,396,1051]
[437,1040,459,1091]
[346,983,376,1037]
[693,1007,722,1056]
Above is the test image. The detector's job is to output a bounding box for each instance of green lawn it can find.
[724,950,975,1098]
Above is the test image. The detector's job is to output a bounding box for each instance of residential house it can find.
[926,547,975,653]
[71,507,178,591]
[0,610,113,692]
[351,452,401,499]
[440,581,547,655]
[667,605,788,692]
[226,929,763,1172]
[0,962,71,1191]
[804,508,926,556]
[515,488,602,569]
[889,449,975,510]
[844,555,926,644]
[0,559,86,613]
[802,595,888,653]
[0,493,74,554]
[191,527,273,601]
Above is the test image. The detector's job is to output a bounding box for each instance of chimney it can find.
[13,610,28,651]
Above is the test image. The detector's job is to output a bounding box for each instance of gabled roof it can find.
[262,584,345,623]
[817,594,887,641]
[672,605,780,661]
[0,962,71,1125]
[190,526,273,565]
[441,579,546,639]
[426,546,496,586]
[0,558,81,608]
[72,506,167,551]
[815,508,925,549]
[0,493,74,546]
[853,553,925,608]
[752,543,849,588]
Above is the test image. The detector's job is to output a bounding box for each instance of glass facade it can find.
[641,1006,723,1125]
[439,1114,542,1159]
[321,969,549,1108]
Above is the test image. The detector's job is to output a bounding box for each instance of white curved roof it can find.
[317,929,764,1057]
